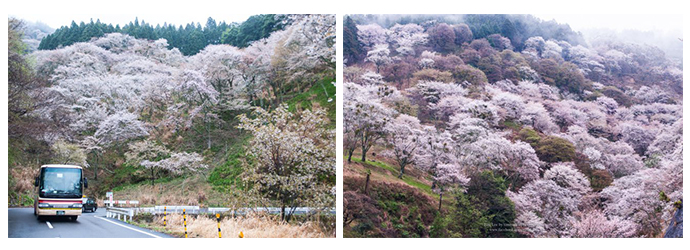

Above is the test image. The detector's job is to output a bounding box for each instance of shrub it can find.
[412,69,453,84]
[450,64,488,85]
[601,86,632,107]
[517,127,541,146]
[589,169,614,192]
[343,176,437,238]
[534,136,576,163]
[573,153,613,192]
[433,171,517,238]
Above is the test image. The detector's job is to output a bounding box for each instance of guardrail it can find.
[103,206,335,224]
[104,200,139,207]
[106,207,135,222]
[143,206,336,215]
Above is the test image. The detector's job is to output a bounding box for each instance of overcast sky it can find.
[6,1,683,36]
[9,11,255,29]
[6,0,274,29]
[534,14,683,34]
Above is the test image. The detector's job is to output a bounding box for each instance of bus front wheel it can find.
[70,216,78,221]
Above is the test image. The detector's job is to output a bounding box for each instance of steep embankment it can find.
[344,153,453,238]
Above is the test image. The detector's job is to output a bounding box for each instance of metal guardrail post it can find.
[183,209,188,238]
[216,214,221,238]
[163,206,167,227]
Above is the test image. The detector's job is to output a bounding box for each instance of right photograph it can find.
[343,14,683,238]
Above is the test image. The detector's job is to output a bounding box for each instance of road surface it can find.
[8,207,172,238]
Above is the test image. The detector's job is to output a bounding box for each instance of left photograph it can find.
[8,14,336,238]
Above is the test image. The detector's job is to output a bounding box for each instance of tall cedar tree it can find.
[343,16,365,65]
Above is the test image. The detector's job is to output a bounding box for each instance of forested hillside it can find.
[37,14,286,55]
[343,14,682,238]
[9,14,335,234]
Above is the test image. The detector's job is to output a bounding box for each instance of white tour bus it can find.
[34,164,88,221]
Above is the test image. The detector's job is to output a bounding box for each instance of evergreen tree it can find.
[37,15,289,55]
[343,16,365,65]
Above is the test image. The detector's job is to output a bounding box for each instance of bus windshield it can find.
[39,168,82,198]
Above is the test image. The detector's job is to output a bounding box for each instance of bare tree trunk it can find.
[207,128,211,149]
[398,165,405,179]
[438,193,443,212]
[205,112,212,150]
[94,154,99,181]
[151,168,155,186]
[364,171,371,194]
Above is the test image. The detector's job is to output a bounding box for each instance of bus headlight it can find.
[70,203,83,208]
[38,203,51,208]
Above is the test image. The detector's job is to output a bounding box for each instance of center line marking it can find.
[46,221,53,229]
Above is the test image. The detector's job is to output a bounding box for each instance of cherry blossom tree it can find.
[508,179,580,237]
[357,24,388,50]
[140,152,207,175]
[519,101,559,133]
[125,139,170,185]
[283,14,336,69]
[366,43,393,73]
[238,104,335,220]
[523,36,546,58]
[360,71,386,86]
[568,45,605,80]
[462,135,541,184]
[433,163,470,211]
[388,23,427,56]
[447,113,490,145]
[383,114,425,179]
[174,70,221,149]
[80,136,102,180]
[618,121,657,155]
[416,126,466,210]
[344,82,395,162]
[571,209,637,238]
[543,162,591,196]
[490,88,526,120]
[461,99,500,126]
[189,45,250,112]
[94,112,149,146]
[600,168,669,236]
[266,15,336,92]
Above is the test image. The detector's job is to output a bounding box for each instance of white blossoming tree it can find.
[366,43,393,73]
[383,114,425,179]
[94,112,149,146]
[238,104,335,221]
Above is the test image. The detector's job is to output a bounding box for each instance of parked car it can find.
[82,197,98,212]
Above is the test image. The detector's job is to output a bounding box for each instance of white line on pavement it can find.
[46,221,53,229]
[96,217,162,238]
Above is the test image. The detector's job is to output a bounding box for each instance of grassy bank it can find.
[131,212,334,238]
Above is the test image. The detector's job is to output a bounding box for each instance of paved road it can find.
[8,207,172,238]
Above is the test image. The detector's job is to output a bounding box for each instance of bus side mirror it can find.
[84,178,88,189]
[34,177,39,187]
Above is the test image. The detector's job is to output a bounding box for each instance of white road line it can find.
[46,221,53,229]
[96,217,162,238]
